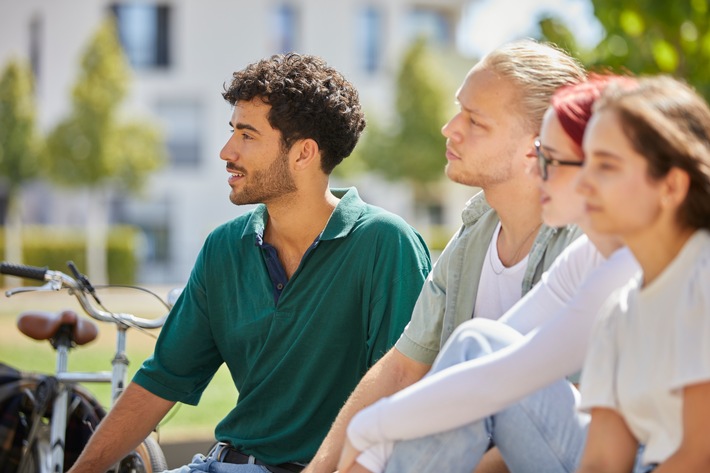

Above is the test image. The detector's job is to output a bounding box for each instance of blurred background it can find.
[1,0,708,466]
[2,0,704,286]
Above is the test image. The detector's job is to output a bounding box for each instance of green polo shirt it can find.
[133,188,431,464]
[396,191,582,364]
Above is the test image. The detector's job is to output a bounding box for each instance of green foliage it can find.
[354,38,451,186]
[43,18,165,189]
[539,0,710,99]
[538,17,585,62]
[0,59,41,193]
[0,225,139,284]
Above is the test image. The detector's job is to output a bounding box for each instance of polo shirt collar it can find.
[241,187,365,242]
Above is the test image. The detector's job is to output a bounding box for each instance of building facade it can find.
[0,0,474,283]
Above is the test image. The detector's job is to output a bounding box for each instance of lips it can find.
[445,147,461,161]
[585,203,602,213]
[227,165,246,185]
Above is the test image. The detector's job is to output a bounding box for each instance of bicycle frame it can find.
[44,328,133,472]
[2,262,171,473]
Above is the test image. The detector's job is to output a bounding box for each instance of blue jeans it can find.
[163,444,271,473]
[383,319,589,473]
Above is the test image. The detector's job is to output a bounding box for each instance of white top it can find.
[349,236,640,472]
[579,230,710,465]
[474,222,530,320]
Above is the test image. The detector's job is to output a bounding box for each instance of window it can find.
[359,6,383,74]
[271,4,298,53]
[154,101,202,167]
[29,14,42,83]
[406,7,452,46]
[111,4,170,69]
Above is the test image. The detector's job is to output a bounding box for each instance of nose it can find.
[575,165,592,196]
[220,134,236,162]
[441,113,462,141]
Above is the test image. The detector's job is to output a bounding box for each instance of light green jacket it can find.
[395,191,582,364]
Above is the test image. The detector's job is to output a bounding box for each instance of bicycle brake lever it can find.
[5,280,63,297]
[67,261,102,306]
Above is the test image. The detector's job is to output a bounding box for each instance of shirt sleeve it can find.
[671,251,710,391]
[347,246,639,452]
[366,222,432,366]
[500,235,600,334]
[578,295,625,412]
[132,241,224,404]
[394,230,456,364]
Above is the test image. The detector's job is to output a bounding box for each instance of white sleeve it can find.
[347,246,640,452]
[578,294,625,412]
[671,249,710,390]
[355,442,392,473]
[500,235,600,335]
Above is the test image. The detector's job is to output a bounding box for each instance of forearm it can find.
[654,450,710,472]
[68,382,175,473]
[305,349,429,473]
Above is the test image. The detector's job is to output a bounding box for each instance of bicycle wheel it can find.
[117,437,168,473]
[18,422,51,473]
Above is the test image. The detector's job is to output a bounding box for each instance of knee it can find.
[437,319,522,368]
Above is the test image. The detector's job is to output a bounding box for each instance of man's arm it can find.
[305,348,430,473]
[68,382,176,473]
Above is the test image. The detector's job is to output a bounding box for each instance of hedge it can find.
[0,225,138,285]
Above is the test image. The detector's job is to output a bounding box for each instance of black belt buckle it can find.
[221,446,304,473]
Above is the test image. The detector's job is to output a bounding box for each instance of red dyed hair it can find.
[551,74,634,149]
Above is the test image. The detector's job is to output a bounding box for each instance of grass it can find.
[0,283,237,443]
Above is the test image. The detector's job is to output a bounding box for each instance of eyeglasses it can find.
[534,138,584,181]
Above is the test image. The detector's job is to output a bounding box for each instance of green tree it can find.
[353,37,453,204]
[44,18,165,283]
[0,59,41,276]
[540,0,710,98]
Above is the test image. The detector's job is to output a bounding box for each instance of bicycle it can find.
[0,261,175,473]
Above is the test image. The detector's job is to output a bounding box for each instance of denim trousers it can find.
[383,319,589,473]
[163,443,271,473]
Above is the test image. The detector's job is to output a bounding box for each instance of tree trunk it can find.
[86,187,109,285]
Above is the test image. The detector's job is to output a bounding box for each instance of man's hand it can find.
[68,383,174,473]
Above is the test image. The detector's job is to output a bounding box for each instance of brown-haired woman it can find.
[577,75,710,472]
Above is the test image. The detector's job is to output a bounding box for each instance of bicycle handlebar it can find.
[0,262,48,281]
[1,262,167,329]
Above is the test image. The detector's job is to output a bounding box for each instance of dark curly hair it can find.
[222,53,366,174]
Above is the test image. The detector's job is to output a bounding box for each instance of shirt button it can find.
[277,283,284,290]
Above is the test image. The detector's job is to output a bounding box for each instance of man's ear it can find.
[292,138,320,170]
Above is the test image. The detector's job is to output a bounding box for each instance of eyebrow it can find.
[589,149,622,161]
[228,121,262,135]
[457,100,489,120]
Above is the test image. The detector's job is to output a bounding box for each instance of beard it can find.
[229,149,298,205]
[445,160,514,189]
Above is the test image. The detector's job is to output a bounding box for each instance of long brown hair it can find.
[594,75,710,230]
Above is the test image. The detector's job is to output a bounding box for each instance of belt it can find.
[221,447,305,473]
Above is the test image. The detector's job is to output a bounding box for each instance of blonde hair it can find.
[480,39,586,133]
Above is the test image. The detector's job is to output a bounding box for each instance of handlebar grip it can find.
[0,262,48,281]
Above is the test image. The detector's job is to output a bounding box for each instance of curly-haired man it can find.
[68,53,431,473]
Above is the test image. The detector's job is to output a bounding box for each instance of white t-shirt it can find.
[579,229,710,466]
[474,222,529,320]
[351,236,640,472]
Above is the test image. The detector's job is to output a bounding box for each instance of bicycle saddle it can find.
[17,310,99,345]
